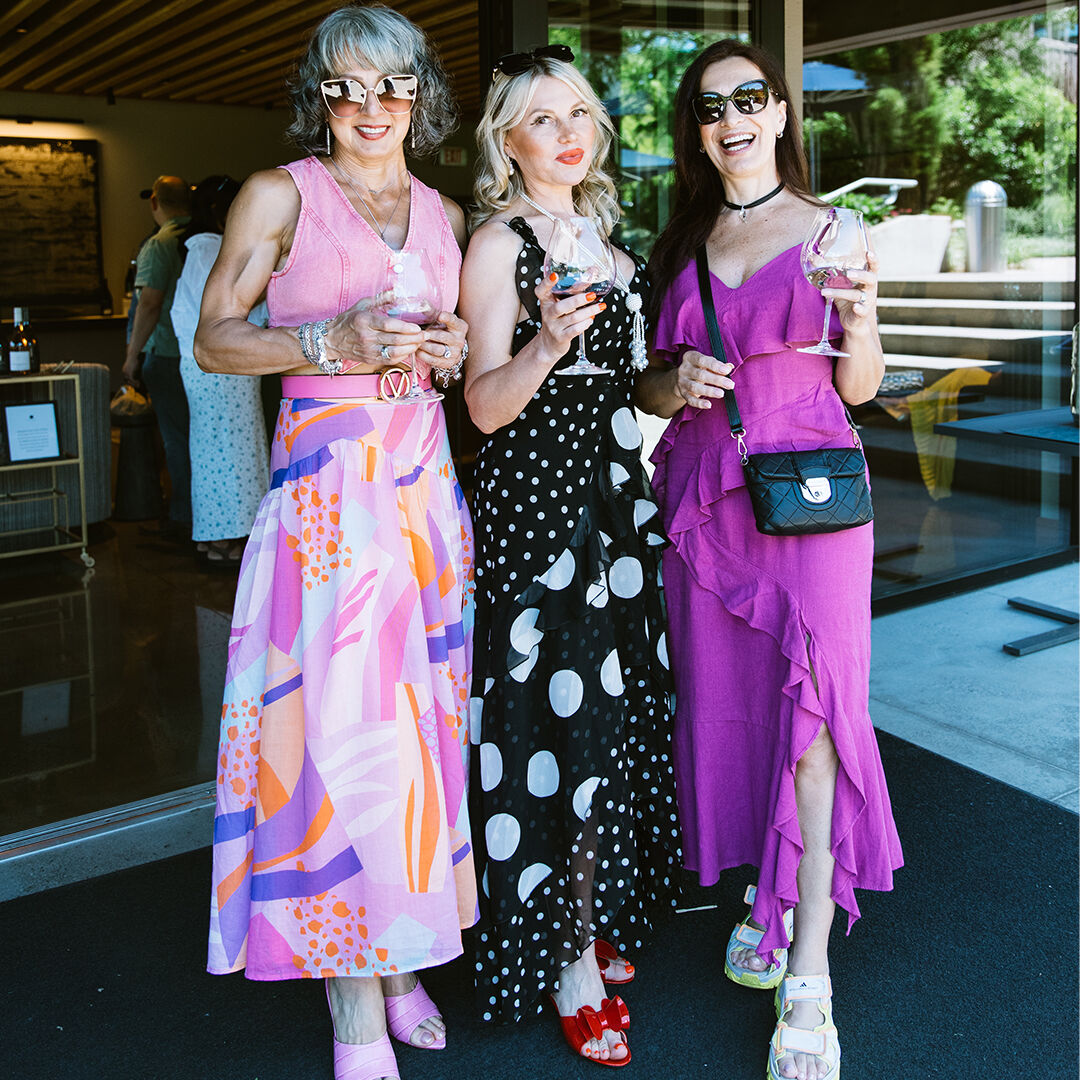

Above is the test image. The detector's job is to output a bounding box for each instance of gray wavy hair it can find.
[285,4,458,158]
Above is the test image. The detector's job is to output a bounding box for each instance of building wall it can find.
[0,91,476,316]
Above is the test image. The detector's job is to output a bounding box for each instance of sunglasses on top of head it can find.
[492,43,574,79]
[320,75,418,119]
[691,79,774,125]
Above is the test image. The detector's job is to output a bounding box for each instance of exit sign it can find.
[438,146,468,167]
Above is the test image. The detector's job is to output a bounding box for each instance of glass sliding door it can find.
[804,3,1078,602]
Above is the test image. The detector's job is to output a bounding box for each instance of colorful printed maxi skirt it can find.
[208,396,477,981]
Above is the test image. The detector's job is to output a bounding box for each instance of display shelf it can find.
[0,454,80,473]
[0,372,94,566]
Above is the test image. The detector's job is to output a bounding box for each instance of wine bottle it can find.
[6,307,39,375]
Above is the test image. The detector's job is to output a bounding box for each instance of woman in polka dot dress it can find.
[459,47,681,1064]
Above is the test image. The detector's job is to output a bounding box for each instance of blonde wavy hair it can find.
[471,58,619,235]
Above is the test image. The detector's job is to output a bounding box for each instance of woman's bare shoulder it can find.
[464,215,524,263]
[234,167,300,214]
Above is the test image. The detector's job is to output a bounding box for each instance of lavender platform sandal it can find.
[384,980,446,1050]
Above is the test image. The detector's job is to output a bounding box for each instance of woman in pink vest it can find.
[196,7,474,1079]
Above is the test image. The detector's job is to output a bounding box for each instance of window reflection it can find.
[799,6,1076,599]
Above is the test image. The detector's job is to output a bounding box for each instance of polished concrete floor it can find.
[870,562,1079,812]
[0,521,236,836]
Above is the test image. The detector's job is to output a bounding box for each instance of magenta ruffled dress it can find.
[651,246,902,959]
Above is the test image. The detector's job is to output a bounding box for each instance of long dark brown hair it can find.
[648,40,814,323]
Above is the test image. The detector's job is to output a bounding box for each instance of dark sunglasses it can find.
[691,79,774,124]
[492,43,574,79]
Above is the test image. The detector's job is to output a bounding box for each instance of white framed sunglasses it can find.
[320,74,418,118]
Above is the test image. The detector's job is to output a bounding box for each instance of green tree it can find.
[936,19,1077,207]
[811,13,1077,213]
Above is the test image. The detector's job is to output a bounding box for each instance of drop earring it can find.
[506,157,514,175]
[776,128,784,139]
[325,123,331,155]
[410,124,415,152]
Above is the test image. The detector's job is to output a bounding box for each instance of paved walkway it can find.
[870,562,1079,811]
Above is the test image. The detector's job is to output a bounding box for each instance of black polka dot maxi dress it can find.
[469,218,681,1023]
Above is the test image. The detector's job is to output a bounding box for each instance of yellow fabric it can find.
[907,367,993,500]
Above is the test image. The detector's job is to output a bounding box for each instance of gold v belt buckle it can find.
[378,366,411,401]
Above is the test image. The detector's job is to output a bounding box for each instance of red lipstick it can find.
[556,149,584,165]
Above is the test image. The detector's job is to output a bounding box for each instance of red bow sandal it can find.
[551,994,631,1068]
[594,939,635,985]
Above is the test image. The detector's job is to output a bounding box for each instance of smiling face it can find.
[325,61,412,163]
[503,75,596,195]
[698,56,787,188]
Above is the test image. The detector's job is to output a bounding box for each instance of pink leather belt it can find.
[281,368,429,401]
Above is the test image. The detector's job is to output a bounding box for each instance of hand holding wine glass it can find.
[798,206,871,357]
[542,216,616,376]
[375,249,443,401]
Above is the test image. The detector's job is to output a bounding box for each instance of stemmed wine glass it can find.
[542,216,616,377]
[375,249,443,402]
[798,206,870,357]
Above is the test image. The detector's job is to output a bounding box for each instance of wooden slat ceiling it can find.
[0,0,483,114]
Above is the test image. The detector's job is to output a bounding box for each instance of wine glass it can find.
[542,216,616,377]
[798,206,870,357]
[376,249,443,402]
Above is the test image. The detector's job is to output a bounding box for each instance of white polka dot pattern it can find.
[469,217,681,1023]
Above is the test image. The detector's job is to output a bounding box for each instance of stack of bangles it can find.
[297,319,344,376]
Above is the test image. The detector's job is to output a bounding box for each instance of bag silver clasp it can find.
[799,477,833,504]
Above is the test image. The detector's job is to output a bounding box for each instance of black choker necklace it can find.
[723,182,784,221]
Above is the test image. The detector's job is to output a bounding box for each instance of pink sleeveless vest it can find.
[267,156,461,334]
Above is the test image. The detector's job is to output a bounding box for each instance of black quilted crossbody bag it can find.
[695,247,873,537]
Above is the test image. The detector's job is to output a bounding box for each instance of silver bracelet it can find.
[298,320,344,377]
[433,340,468,387]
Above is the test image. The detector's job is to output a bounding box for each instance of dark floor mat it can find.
[1,731,1076,1079]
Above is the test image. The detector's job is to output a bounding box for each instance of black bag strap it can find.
[694,244,861,454]
[695,246,748,462]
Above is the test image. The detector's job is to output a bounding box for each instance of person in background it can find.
[460,45,680,1067]
[171,175,269,568]
[196,6,473,1080]
[636,39,902,1080]
[123,174,193,541]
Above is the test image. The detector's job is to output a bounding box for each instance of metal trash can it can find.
[964,181,1007,272]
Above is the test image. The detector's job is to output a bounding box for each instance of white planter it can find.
[870,214,954,277]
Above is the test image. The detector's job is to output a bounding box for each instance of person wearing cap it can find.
[123,174,193,539]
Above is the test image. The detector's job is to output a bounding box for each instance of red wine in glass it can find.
[542,216,616,376]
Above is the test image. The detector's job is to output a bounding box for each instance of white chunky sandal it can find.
[767,973,840,1080]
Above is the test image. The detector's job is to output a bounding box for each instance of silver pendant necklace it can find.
[518,192,648,371]
[333,159,406,241]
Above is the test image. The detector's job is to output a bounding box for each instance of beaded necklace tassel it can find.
[625,292,648,372]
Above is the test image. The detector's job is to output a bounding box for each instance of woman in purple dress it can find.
[635,40,902,1080]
